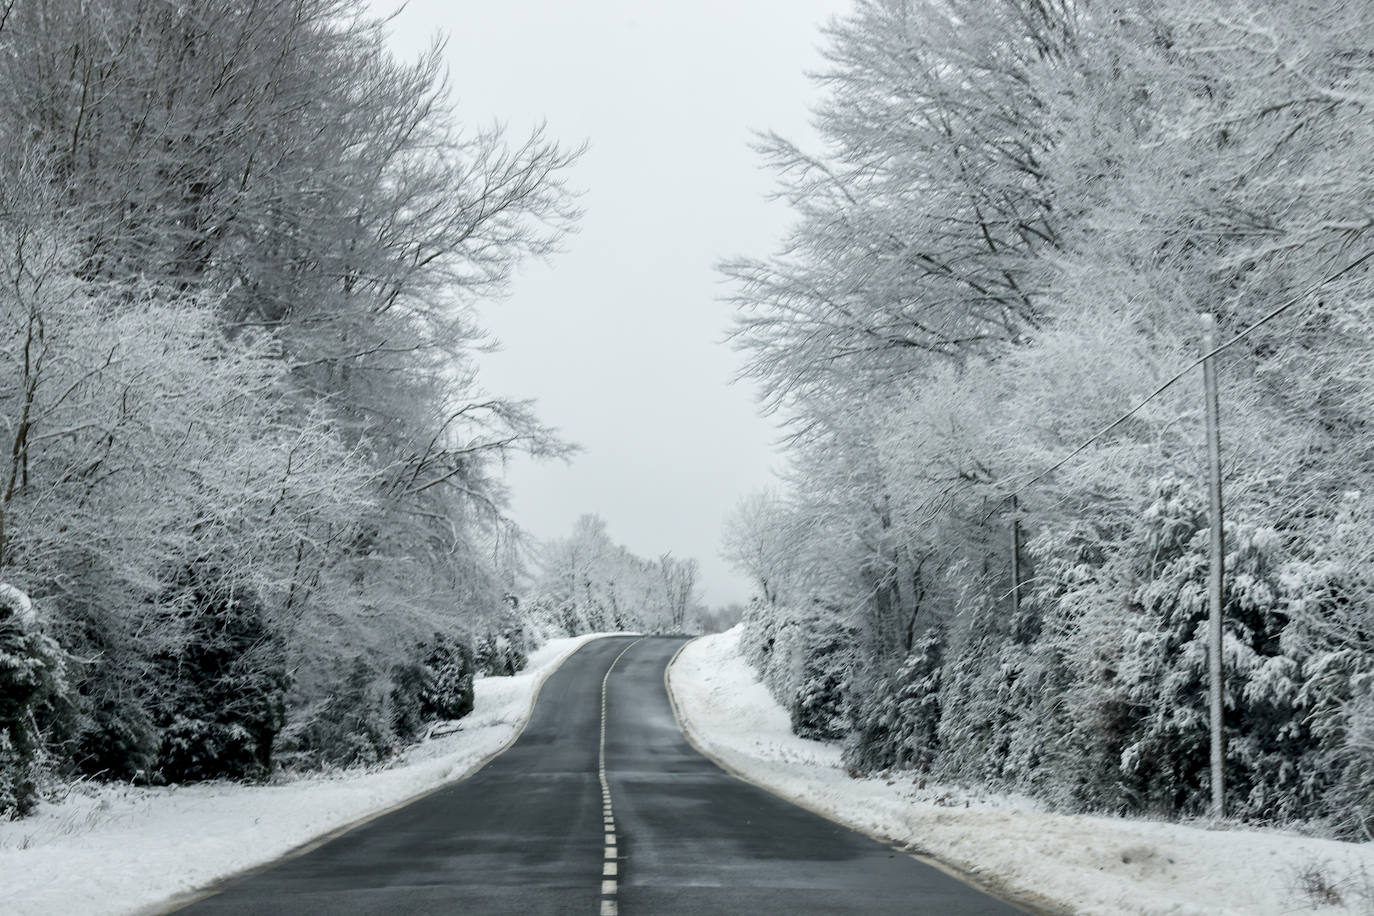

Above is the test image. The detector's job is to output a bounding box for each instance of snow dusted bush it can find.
[280,632,480,767]
[745,471,1366,833]
[531,595,601,640]
[475,627,528,677]
[791,616,854,741]
[844,624,943,774]
[390,633,477,742]
[520,595,607,641]
[149,574,288,784]
[1282,494,1374,838]
[1335,686,1374,839]
[419,638,478,718]
[737,598,777,675]
[738,599,802,708]
[388,661,427,744]
[933,596,1018,786]
[977,479,1309,819]
[740,600,855,742]
[75,694,158,783]
[0,586,72,817]
[277,657,391,770]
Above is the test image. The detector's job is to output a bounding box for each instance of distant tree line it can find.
[523,515,703,637]
[0,0,578,816]
[725,0,1374,838]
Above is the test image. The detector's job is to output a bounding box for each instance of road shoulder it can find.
[0,633,612,916]
[666,627,1374,916]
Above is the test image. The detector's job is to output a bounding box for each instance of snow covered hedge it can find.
[739,601,853,743]
[739,481,1374,839]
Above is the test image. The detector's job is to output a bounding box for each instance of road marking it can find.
[597,637,643,913]
[661,638,1031,912]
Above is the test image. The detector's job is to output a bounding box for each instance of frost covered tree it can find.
[721,489,815,608]
[726,0,1374,835]
[0,0,580,795]
[524,515,702,636]
[659,555,700,633]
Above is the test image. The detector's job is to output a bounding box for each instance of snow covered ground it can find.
[667,627,1374,916]
[0,633,608,916]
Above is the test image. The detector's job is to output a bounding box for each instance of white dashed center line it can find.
[597,638,642,915]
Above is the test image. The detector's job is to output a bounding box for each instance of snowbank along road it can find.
[167,636,1022,914]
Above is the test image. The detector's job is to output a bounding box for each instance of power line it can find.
[1006,247,1374,499]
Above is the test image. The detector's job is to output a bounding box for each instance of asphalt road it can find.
[172,635,1024,915]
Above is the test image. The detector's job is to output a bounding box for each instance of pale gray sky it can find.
[372,0,852,606]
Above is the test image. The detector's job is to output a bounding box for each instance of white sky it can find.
[371,0,852,607]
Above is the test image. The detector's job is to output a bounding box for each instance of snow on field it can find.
[0,634,608,916]
[667,627,1374,916]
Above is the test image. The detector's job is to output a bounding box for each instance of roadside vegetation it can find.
[0,0,578,815]
[521,514,705,638]
[724,0,1374,840]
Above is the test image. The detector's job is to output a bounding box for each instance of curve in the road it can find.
[167,635,1027,915]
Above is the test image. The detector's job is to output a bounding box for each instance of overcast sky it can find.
[371,0,853,607]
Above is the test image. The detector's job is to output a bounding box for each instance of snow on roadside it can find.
[667,626,1374,916]
[0,633,610,916]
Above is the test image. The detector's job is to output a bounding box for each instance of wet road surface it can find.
[172,635,1023,915]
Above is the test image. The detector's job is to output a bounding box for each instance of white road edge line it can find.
[597,636,644,912]
[661,638,1039,914]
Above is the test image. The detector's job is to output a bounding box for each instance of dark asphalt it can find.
[170,635,1024,915]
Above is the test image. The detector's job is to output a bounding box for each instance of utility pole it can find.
[1009,493,1022,615]
[1202,313,1226,819]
